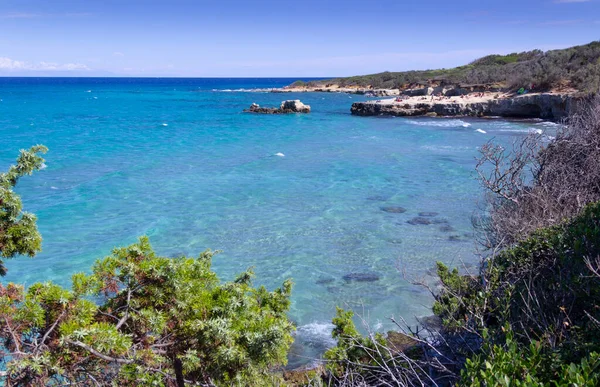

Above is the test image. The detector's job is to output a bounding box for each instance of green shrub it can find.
[0,146,47,275]
[461,328,600,386]
[1,237,294,386]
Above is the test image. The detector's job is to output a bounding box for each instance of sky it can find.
[0,0,598,77]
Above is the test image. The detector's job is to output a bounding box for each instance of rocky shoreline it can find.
[350,93,580,121]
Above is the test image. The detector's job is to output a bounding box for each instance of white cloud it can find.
[0,57,90,71]
[112,52,125,57]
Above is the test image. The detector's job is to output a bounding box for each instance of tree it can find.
[0,145,47,275]
[0,236,294,386]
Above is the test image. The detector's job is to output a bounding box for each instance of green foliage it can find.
[324,308,386,374]
[0,145,47,274]
[308,41,600,91]
[290,80,306,87]
[432,201,600,385]
[0,237,294,386]
[461,328,600,386]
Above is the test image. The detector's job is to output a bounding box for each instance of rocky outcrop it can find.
[245,100,311,114]
[351,93,579,121]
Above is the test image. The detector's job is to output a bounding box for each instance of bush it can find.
[0,146,47,275]
[461,329,600,386]
[0,236,294,386]
[476,94,600,247]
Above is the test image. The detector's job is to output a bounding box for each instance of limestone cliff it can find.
[350,93,581,121]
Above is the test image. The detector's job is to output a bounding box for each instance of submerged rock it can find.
[418,211,439,217]
[448,235,462,242]
[316,277,335,285]
[245,99,311,114]
[439,224,455,232]
[432,218,450,224]
[407,217,432,225]
[342,272,381,282]
[367,195,388,201]
[381,206,407,213]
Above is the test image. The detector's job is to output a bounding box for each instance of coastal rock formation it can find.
[280,100,311,113]
[351,93,579,121]
[245,100,311,114]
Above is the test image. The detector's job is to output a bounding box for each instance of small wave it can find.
[162,123,168,127]
[408,119,471,128]
[275,152,285,157]
[40,163,47,170]
[50,186,58,190]
[421,145,472,152]
[85,90,91,93]
[295,322,336,348]
[497,128,544,134]
[211,88,281,93]
[475,129,487,134]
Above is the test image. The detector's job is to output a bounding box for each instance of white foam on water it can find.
[162,123,168,127]
[50,186,58,190]
[497,128,544,134]
[275,152,285,157]
[295,322,336,347]
[535,120,562,128]
[85,90,91,93]
[408,119,471,128]
[40,163,47,170]
[421,145,472,152]
[93,97,98,99]
[475,129,487,134]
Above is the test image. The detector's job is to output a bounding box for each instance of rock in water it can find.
[439,224,455,232]
[407,217,432,225]
[280,99,311,113]
[418,212,439,217]
[342,272,381,282]
[380,206,407,213]
[245,100,311,114]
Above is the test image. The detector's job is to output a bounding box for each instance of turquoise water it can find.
[0,78,554,365]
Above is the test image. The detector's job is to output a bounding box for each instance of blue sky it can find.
[0,0,598,77]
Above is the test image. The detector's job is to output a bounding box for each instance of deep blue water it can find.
[0,77,555,365]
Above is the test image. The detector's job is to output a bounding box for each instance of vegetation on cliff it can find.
[308,40,600,93]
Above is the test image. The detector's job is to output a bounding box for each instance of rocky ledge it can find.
[245,100,311,114]
[351,93,581,121]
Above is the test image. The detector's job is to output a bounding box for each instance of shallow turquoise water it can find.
[0,78,554,365]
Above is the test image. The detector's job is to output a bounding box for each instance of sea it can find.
[0,77,557,366]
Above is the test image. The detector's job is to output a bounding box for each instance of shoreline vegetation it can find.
[274,40,600,121]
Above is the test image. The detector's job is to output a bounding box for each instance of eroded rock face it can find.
[245,100,311,114]
[351,93,580,121]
